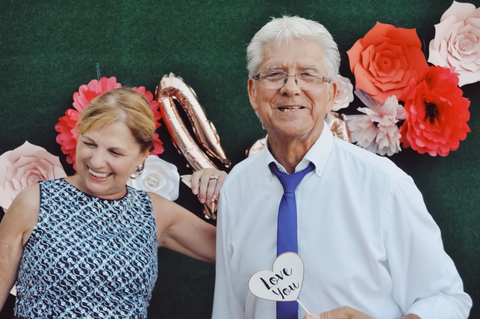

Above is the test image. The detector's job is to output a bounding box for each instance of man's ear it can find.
[248,78,258,111]
[326,81,337,113]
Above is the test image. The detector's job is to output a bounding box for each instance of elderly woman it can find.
[0,87,226,319]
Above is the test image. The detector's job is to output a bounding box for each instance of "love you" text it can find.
[259,268,300,300]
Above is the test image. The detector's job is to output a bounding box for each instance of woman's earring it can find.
[130,163,145,179]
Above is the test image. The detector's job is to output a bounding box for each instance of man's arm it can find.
[211,191,245,319]
[385,174,472,319]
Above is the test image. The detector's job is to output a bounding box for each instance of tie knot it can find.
[269,162,315,193]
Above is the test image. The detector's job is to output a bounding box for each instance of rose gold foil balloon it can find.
[246,112,351,157]
[157,93,218,171]
[159,73,231,168]
[245,137,266,157]
[156,79,225,219]
[156,94,218,219]
[325,112,351,143]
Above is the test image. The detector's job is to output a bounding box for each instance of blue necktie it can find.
[269,162,315,319]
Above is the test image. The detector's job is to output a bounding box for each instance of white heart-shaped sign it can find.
[248,252,305,302]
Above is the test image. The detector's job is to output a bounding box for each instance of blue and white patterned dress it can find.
[14,179,158,319]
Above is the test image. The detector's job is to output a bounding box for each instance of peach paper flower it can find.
[332,75,354,111]
[428,1,480,87]
[55,77,164,169]
[399,66,470,156]
[347,22,429,104]
[0,141,66,211]
[346,89,405,156]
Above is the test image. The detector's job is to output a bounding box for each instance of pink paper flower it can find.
[346,89,405,156]
[332,75,354,111]
[0,141,67,211]
[347,22,429,104]
[428,1,480,87]
[399,66,470,156]
[55,77,164,169]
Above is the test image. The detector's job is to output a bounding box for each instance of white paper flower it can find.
[0,141,66,212]
[127,155,180,201]
[428,1,480,86]
[332,75,354,111]
[346,89,405,156]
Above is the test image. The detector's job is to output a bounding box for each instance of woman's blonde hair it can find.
[77,87,156,153]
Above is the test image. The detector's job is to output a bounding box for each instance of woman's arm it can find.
[150,168,227,262]
[0,184,40,310]
[151,193,216,262]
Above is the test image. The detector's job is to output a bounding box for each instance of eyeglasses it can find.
[252,70,331,90]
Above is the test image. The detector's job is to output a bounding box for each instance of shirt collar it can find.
[263,122,334,180]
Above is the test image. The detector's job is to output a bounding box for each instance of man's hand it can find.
[303,306,421,319]
[303,306,373,319]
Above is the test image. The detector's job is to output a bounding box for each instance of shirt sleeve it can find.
[211,191,246,319]
[385,174,472,319]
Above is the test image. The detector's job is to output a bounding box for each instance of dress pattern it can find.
[14,179,158,319]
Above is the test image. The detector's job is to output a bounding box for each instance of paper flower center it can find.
[424,102,439,124]
[27,174,41,185]
[377,57,392,71]
[459,39,473,51]
[146,175,161,188]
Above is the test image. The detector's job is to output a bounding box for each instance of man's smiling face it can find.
[248,38,336,143]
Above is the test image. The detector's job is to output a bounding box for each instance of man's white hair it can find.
[246,16,340,80]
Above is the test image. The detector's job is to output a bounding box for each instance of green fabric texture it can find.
[1,0,479,318]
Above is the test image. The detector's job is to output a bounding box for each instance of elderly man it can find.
[211,16,472,319]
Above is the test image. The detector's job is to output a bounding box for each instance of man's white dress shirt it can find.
[212,124,472,319]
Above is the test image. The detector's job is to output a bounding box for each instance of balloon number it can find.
[156,73,231,219]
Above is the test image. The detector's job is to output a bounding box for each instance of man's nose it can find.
[281,74,301,95]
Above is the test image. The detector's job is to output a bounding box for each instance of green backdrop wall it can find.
[1,0,479,318]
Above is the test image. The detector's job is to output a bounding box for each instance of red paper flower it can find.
[55,77,164,169]
[399,66,471,156]
[347,22,429,104]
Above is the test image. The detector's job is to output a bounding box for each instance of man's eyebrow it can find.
[263,65,319,71]
[298,65,318,71]
[264,64,284,70]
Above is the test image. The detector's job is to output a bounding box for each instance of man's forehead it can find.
[258,54,325,72]
[259,39,325,66]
